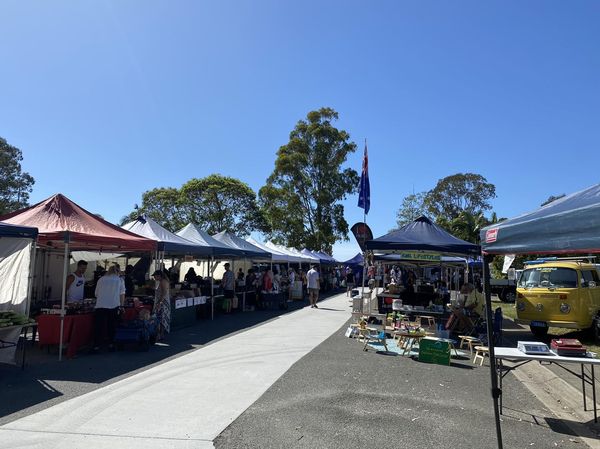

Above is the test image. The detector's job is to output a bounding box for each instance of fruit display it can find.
[0,311,36,328]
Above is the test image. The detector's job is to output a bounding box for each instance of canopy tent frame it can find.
[478,183,600,449]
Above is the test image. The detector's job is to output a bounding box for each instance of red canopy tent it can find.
[0,194,157,360]
[0,194,156,251]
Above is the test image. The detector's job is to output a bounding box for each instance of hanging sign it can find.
[184,255,194,262]
[396,252,441,262]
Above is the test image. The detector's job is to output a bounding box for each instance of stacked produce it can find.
[0,311,35,328]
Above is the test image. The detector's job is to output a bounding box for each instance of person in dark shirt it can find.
[185,267,198,284]
[124,264,135,297]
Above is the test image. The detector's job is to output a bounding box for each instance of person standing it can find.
[288,268,296,301]
[221,263,235,313]
[153,270,171,340]
[92,264,125,352]
[66,260,88,302]
[123,264,135,297]
[307,264,320,308]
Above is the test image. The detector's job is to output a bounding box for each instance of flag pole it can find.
[360,138,368,315]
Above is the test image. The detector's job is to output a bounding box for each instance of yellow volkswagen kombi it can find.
[516,258,600,340]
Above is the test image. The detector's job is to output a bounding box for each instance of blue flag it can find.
[357,143,370,214]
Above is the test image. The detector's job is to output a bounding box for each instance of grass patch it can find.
[491,297,600,354]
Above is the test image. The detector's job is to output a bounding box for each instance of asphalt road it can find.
[214,320,586,449]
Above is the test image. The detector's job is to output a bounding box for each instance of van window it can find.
[582,270,599,287]
[518,267,578,289]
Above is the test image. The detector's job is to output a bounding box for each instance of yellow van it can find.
[516,258,600,340]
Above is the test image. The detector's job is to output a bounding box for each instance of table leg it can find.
[21,326,28,370]
[592,365,597,423]
[581,364,587,412]
[499,359,503,415]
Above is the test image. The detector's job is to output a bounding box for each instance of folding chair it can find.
[363,330,389,352]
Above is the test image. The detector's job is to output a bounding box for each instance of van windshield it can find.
[518,267,578,289]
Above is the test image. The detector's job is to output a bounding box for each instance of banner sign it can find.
[485,228,498,243]
[351,222,373,251]
[396,252,441,262]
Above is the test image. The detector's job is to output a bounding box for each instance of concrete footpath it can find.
[0,294,352,448]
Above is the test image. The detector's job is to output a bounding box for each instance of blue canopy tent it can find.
[366,216,480,256]
[0,222,38,239]
[479,183,600,449]
[342,252,364,266]
[481,183,600,255]
[0,222,38,364]
[314,251,337,265]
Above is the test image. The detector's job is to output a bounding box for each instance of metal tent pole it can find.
[210,256,215,320]
[483,253,503,449]
[58,237,70,362]
[25,242,37,318]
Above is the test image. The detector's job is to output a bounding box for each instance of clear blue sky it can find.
[1,1,599,260]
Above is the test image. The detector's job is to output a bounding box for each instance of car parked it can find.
[516,258,600,341]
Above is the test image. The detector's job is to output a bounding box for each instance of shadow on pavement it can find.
[0,291,342,423]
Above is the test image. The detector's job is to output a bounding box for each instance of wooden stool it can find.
[418,315,436,328]
[459,335,483,355]
[473,346,489,366]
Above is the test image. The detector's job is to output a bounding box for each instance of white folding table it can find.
[494,347,600,423]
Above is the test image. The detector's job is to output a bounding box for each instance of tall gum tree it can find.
[0,137,35,214]
[259,107,359,252]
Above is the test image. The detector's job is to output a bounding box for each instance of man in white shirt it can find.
[66,260,88,302]
[92,264,125,353]
[306,264,320,308]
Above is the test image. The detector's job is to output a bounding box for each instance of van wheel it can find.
[530,326,548,338]
[503,291,516,303]
[592,315,600,344]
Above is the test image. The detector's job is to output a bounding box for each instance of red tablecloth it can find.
[36,313,95,358]
[122,305,153,321]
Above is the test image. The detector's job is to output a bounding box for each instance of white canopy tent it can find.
[0,223,38,364]
[263,241,317,264]
[245,238,299,263]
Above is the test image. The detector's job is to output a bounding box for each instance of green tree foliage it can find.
[180,174,265,236]
[541,194,565,206]
[436,211,490,244]
[424,173,496,221]
[0,137,35,214]
[395,192,427,228]
[121,175,264,236]
[259,107,359,252]
[120,187,186,232]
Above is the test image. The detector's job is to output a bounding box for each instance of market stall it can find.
[480,183,600,448]
[0,194,157,360]
[122,216,226,328]
[213,231,273,313]
[367,217,479,315]
[0,222,38,365]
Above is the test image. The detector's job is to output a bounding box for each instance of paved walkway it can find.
[0,294,352,448]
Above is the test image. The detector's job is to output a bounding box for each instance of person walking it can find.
[345,267,355,297]
[307,264,320,308]
[92,264,125,353]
